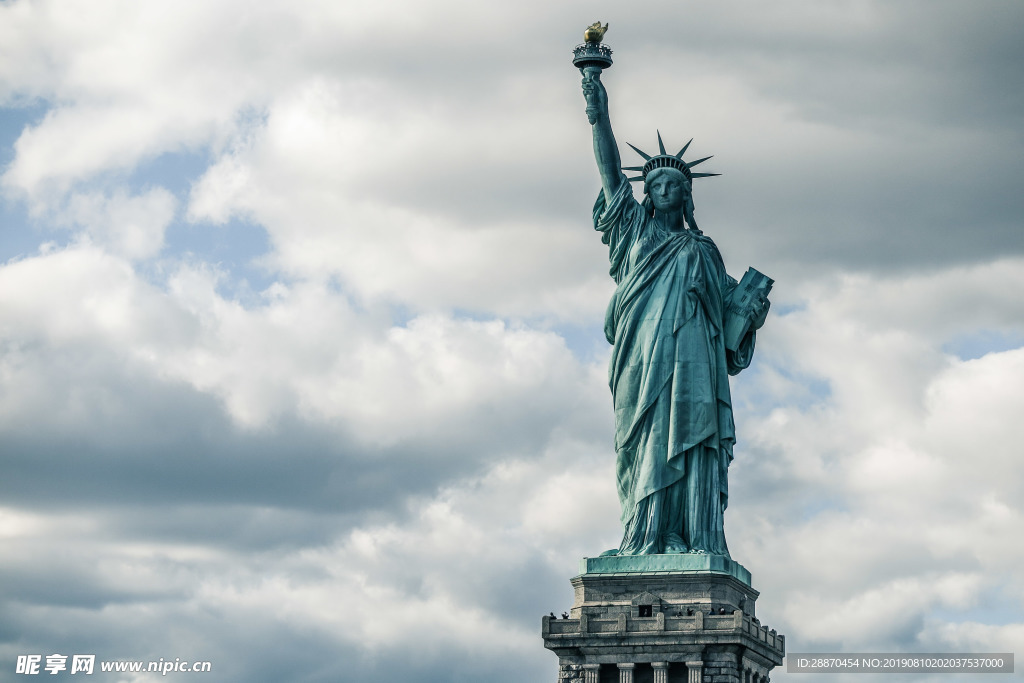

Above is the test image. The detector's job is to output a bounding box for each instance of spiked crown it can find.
[623,131,720,185]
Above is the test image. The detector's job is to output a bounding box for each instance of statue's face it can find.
[648,172,687,213]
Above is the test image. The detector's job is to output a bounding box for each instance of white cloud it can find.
[921,620,1024,655]
[181,74,610,318]
[783,572,986,647]
[0,244,185,354]
[0,242,607,442]
[58,187,177,259]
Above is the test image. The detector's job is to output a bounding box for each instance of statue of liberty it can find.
[580,62,771,558]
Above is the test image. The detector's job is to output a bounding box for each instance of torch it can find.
[573,22,613,125]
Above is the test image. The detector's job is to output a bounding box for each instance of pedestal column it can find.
[686,660,703,683]
[652,662,669,683]
[582,663,600,683]
[617,662,635,683]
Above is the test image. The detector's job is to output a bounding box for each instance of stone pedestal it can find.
[543,555,784,683]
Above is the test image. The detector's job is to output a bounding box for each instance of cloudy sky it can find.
[1,1,1023,681]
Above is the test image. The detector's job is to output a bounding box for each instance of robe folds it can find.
[594,182,755,556]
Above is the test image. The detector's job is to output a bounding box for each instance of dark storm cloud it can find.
[0,355,581,518]
[631,1,1024,275]
[300,0,1024,285]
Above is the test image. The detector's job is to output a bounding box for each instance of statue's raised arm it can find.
[581,68,624,203]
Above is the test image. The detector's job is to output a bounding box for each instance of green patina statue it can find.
[577,30,772,558]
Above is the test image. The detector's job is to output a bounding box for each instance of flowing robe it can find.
[594,182,755,556]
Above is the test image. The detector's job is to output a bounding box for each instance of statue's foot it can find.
[663,534,689,554]
[599,548,619,557]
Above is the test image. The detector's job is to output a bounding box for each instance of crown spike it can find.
[675,138,693,159]
[690,172,721,178]
[657,130,666,155]
[626,175,645,182]
[625,142,651,161]
[686,155,713,168]
[622,166,645,172]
